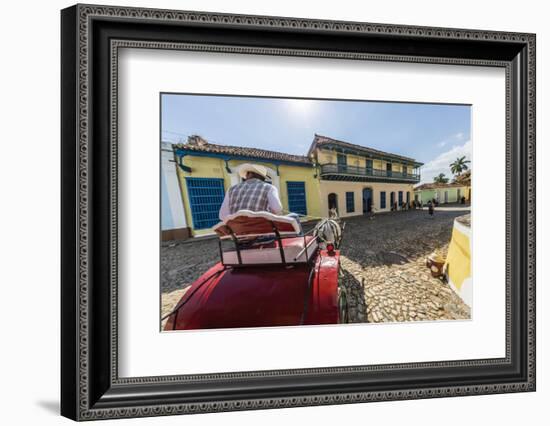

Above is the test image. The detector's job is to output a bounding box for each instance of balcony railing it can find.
[320,163,420,182]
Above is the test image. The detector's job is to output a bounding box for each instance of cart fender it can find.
[304,250,340,325]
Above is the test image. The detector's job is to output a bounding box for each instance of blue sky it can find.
[161,94,471,184]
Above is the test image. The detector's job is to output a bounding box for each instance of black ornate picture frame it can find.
[61,4,536,421]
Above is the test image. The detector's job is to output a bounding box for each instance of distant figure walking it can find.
[427,200,434,218]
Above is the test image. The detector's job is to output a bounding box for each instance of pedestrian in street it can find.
[427,200,434,218]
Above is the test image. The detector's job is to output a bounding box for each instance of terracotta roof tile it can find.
[172,134,422,167]
[173,139,311,165]
[453,170,471,185]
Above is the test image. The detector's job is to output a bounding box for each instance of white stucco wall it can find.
[161,142,187,231]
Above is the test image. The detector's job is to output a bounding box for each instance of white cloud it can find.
[454,132,465,141]
[436,132,465,149]
[419,140,472,184]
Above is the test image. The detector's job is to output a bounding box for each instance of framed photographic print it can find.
[61,4,536,421]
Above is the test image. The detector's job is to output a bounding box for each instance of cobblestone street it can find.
[161,207,471,324]
[337,207,471,323]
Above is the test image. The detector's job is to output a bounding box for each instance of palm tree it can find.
[450,156,471,177]
[433,173,449,184]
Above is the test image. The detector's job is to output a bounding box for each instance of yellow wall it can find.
[373,159,385,170]
[319,181,415,218]
[316,148,414,173]
[175,155,321,235]
[277,164,322,219]
[317,149,333,164]
[445,224,471,291]
[347,153,365,168]
[444,219,472,307]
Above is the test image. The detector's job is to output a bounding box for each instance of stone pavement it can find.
[337,208,471,323]
[161,206,471,323]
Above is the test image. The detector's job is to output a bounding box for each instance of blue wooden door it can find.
[287,181,307,216]
[362,188,372,213]
[186,177,225,229]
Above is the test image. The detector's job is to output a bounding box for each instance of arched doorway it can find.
[328,193,338,214]
[362,187,373,213]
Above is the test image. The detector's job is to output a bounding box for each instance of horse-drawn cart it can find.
[164,210,348,330]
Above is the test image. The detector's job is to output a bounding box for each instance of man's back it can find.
[227,178,272,214]
[218,164,284,221]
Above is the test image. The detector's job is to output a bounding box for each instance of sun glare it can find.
[285,98,316,116]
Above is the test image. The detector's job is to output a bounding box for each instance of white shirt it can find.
[219,183,283,221]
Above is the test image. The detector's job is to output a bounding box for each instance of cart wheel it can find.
[338,287,349,324]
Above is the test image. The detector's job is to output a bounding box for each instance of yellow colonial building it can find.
[172,136,323,237]
[309,134,423,218]
[169,134,423,238]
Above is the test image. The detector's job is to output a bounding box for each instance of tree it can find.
[450,156,471,177]
[433,173,449,184]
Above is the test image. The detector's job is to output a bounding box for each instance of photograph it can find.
[56,3,536,420]
[160,94,473,331]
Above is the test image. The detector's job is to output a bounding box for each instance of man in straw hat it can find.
[218,163,283,221]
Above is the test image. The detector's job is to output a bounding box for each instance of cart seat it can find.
[213,210,301,238]
[213,211,317,265]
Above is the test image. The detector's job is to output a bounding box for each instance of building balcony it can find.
[319,163,420,183]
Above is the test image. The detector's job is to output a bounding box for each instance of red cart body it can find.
[164,211,344,331]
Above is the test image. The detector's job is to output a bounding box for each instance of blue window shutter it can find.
[286,181,307,216]
[380,191,386,209]
[337,153,347,173]
[346,192,355,213]
[186,177,225,230]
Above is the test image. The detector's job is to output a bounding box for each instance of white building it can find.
[161,142,189,240]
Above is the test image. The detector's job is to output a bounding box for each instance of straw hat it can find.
[238,163,268,180]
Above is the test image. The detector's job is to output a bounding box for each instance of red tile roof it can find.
[453,170,471,186]
[172,134,423,168]
[173,136,311,165]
